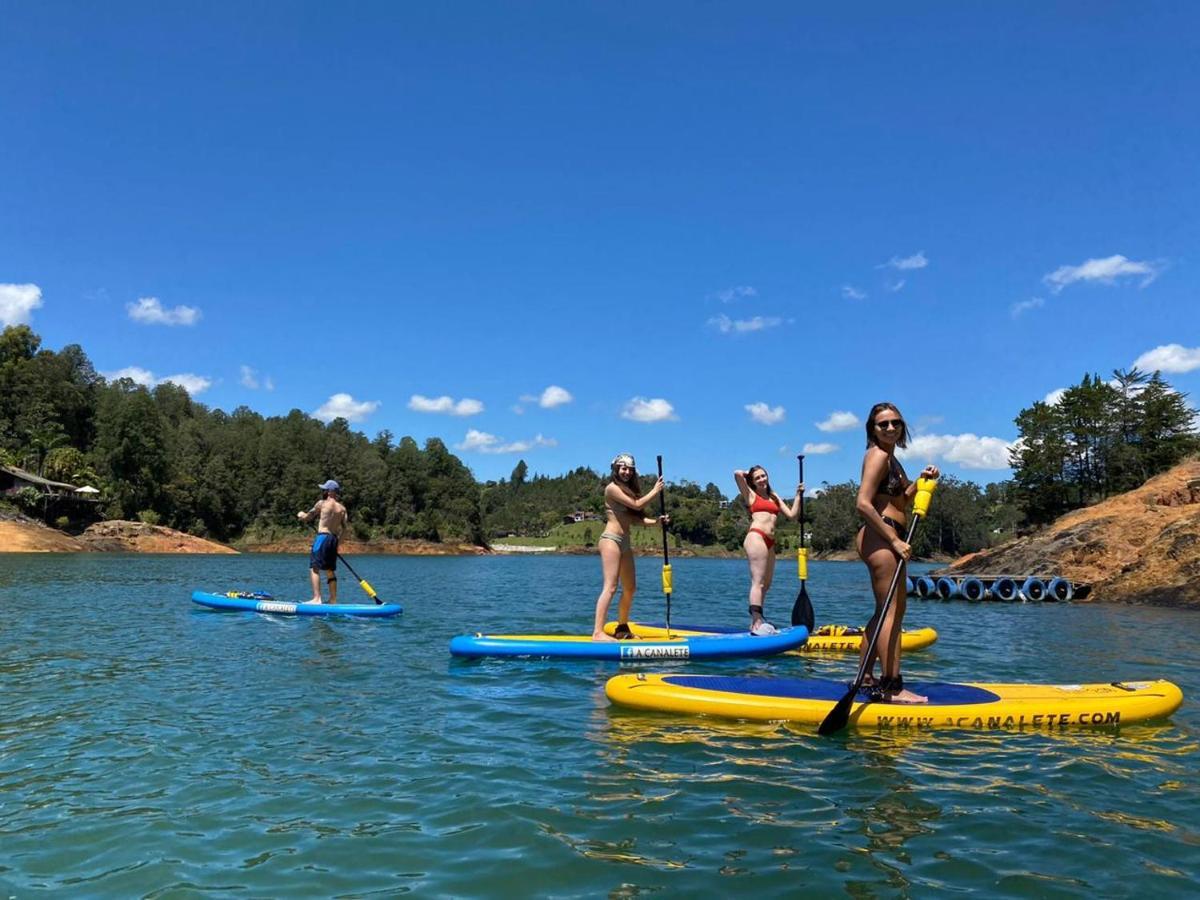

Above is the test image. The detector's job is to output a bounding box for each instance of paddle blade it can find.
[818,685,858,735]
[791,584,814,630]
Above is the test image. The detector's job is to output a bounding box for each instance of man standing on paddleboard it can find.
[297,480,349,604]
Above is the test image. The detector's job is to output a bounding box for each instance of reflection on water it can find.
[0,553,1196,895]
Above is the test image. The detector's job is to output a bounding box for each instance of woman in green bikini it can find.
[592,453,669,641]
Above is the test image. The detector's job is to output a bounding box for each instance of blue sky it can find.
[2,3,1197,488]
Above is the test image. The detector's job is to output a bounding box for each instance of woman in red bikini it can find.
[855,402,939,704]
[734,466,803,635]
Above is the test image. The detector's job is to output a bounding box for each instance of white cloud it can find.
[1043,388,1066,406]
[816,410,860,432]
[1133,344,1200,375]
[1042,254,1161,293]
[881,252,928,271]
[887,279,907,293]
[104,366,156,387]
[0,283,43,326]
[1011,297,1045,318]
[537,385,573,408]
[102,365,212,396]
[161,373,212,395]
[408,394,484,416]
[713,285,757,303]
[313,393,380,423]
[239,365,276,391]
[621,397,678,423]
[456,429,557,454]
[745,402,785,425]
[126,296,201,326]
[842,285,867,301]
[708,314,783,334]
[803,442,838,454]
[899,433,1014,470]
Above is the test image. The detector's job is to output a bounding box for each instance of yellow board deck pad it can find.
[605,674,1183,730]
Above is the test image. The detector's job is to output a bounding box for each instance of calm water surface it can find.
[0,553,1196,897]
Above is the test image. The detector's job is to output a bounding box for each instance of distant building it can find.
[0,465,78,497]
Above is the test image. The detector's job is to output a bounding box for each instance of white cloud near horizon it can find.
[1043,387,1067,406]
[456,429,557,454]
[713,285,757,303]
[899,433,1014,470]
[313,393,380,423]
[1133,343,1200,374]
[1043,254,1162,293]
[408,394,484,416]
[881,252,928,271]
[621,397,678,423]
[0,283,42,326]
[103,365,213,396]
[1011,297,1045,318]
[240,365,275,391]
[127,296,201,326]
[816,410,860,432]
[803,442,838,454]
[745,402,785,425]
[842,285,867,301]
[708,313,783,334]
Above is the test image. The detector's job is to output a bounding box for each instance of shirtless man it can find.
[297,479,349,604]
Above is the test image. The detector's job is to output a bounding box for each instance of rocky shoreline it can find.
[941,457,1200,608]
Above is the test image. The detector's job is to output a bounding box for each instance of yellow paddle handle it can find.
[913,476,938,517]
[661,563,673,595]
[360,579,378,600]
[797,546,808,580]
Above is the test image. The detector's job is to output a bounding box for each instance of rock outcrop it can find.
[80,520,237,554]
[942,457,1200,607]
[0,513,90,552]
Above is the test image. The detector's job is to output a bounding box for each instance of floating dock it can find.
[906,574,1090,602]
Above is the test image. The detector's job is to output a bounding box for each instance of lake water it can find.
[1,553,1196,897]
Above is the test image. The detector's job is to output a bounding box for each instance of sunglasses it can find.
[874,419,904,431]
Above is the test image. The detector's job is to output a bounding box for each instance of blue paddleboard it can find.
[191,590,402,618]
[449,625,808,660]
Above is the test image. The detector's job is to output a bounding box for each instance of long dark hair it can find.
[865,402,908,449]
[610,455,642,507]
[746,465,775,500]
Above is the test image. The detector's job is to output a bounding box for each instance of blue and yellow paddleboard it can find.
[191,590,402,618]
[449,626,808,660]
[606,673,1183,730]
[606,621,937,653]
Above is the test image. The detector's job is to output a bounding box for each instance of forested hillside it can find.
[2,324,1194,555]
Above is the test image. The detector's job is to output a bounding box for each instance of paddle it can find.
[791,454,815,630]
[308,524,384,605]
[817,476,937,736]
[335,548,384,605]
[656,455,673,635]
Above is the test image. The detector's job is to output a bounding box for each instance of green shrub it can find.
[55,516,70,530]
[137,509,161,526]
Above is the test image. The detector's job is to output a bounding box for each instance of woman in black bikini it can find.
[855,403,939,703]
[734,465,803,635]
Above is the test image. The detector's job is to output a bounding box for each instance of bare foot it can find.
[592,631,617,642]
[308,598,323,604]
[887,688,928,704]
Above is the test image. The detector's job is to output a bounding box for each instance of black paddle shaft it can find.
[656,455,670,563]
[854,516,917,682]
[798,454,806,547]
[817,514,920,735]
[656,455,671,631]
